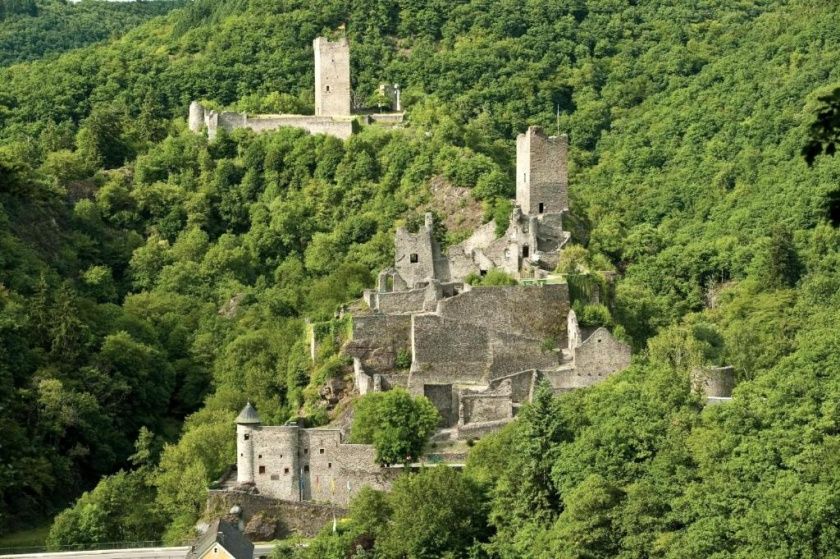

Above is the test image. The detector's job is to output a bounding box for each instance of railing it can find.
[0,540,170,556]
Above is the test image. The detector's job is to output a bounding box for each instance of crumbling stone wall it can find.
[395,215,449,287]
[346,313,411,374]
[691,365,735,399]
[206,491,343,539]
[459,378,513,424]
[376,288,427,314]
[194,109,355,141]
[573,327,631,378]
[436,284,569,343]
[410,314,490,388]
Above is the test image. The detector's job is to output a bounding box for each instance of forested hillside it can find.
[0,0,182,67]
[0,0,838,556]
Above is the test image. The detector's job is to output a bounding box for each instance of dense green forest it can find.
[0,0,182,67]
[0,0,838,556]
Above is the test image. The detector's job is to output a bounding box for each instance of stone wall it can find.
[459,378,513,424]
[573,327,631,378]
[691,365,735,399]
[205,491,343,539]
[346,313,412,374]
[247,426,402,507]
[436,284,569,343]
[248,426,301,501]
[410,314,490,389]
[376,288,427,314]
[209,112,354,141]
[300,430,398,504]
[314,37,351,117]
[394,215,452,287]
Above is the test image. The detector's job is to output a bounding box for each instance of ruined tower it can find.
[395,213,446,288]
[516,126,569,216]
[314,37,351,117]
[188,101,205,133]
[235,402,261,484]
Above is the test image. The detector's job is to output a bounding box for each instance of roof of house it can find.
[186,518,254,559]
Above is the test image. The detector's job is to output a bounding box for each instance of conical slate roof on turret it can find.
[235,402,261,425]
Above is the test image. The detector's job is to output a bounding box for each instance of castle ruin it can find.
[218,125,631,508]
[233,403,397,507]
[189,37,402,141]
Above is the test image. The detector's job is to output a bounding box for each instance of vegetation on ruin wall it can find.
[0,0,838,555]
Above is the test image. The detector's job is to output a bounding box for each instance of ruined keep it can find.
[189,37,402,141]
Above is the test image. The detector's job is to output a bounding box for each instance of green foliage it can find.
[350,390,440,465]
[376,467,489,559]
[465,268,518,286]
[0,0,836,556]
[572,301,613,329]
[0,0,180,67]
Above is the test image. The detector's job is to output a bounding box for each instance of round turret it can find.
[236,402,260,484]
[188,101,205,133]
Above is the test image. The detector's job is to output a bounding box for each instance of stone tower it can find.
[188,101,205,133]
[314,37,351,117]
[395,213,445,288]
[516,126,569,216]
[235,402,261,484]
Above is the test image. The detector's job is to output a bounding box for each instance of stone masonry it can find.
[234,403,399,507]
[215,126,631,511]
[314,37,351,117]
[189,37,402,141]
[349,126,631,439]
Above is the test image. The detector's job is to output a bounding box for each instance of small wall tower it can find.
[516,126,569,216]
[188,101,205,133]
[314,37,351,117]
[235,402,261,484]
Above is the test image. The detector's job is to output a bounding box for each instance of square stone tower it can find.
[314,37,351,117]
[516,126,569,216]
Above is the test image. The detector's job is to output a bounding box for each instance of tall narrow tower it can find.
[516,126,569,216]
[235,402,261,484]
[314,37,351,117]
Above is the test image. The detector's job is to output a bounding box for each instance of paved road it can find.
[0,543,275,559]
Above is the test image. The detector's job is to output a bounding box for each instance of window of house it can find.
[410,253,419,263]
[259,465,265,474]
[271,474,279,481]
[326,85,330,92]
[258,454,262,459]
[304,465,310,473]
[522,245,530,258]
[244,433,249,440]
[479,269,487,277]
[328,462,332,469]
[523,172,527,182]
[303,448,308,455]
[538,203,544,214]
[284,467,289,474]
[319,448,325,455]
